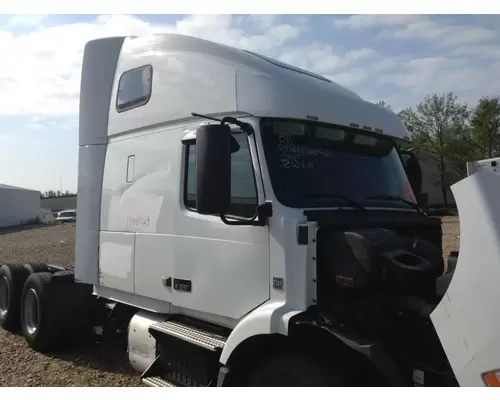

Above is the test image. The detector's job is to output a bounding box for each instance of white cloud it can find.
[9,14,48,27]
[245,14,278,31]
[333,14,422,30]
[375,55,500,110]
[378,19,497,47]
[328,14,500,110]
[277,42,380,85]
[0,14,301,117]
[26,115,46,130]
[2,14,500,191]
[1,14,499,119]
[448,44,500,60]
[335,14,499,49]
[370,57,402,72]
[327,69,369,87]
[0,14,389,121]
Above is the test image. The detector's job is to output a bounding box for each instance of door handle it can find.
[162,276,172,288]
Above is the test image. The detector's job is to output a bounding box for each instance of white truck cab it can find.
[0,33,489,387]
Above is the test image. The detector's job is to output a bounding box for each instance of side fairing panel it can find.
[80,36,125,146]
[75,144,107,284]
[99,231,135,292]
[75,37,124,284]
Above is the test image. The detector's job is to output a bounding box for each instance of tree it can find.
[375,100,393,111]
[41,190,76,198]
[441,126,478,179]
[471,96,500,159]
[398,92,470,207]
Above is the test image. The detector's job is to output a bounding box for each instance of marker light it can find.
[482,370,500,387]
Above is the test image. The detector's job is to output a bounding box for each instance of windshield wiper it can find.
[307,193,366,211]
[364,195,426,215]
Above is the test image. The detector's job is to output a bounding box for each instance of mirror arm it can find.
[191,113,254,136]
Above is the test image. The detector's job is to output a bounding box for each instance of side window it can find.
[185,133,258,218]
[116,65,152,112]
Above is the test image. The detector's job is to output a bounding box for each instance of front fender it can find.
[219,301,300,364]
[430,171,500,386]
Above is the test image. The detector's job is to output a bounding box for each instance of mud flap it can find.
[430,171,500,386]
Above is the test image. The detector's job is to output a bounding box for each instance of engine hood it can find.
[430,171,500,386]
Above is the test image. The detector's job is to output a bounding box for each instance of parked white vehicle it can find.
[0,33,495,387]
[56,209,77,223]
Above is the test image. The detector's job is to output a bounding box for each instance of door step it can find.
[142,376,178,387]
[143,319,229,386]
[149,320,227,351]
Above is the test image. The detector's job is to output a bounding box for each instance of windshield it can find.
[259,118,415,210]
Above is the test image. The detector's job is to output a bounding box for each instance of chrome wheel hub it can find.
[0,276,10,317]
[24,288,40,335]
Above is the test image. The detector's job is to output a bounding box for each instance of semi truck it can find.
[0,33,497,387]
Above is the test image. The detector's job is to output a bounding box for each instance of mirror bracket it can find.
[191,112,254,136]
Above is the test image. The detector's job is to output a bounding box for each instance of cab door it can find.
[172,131,270,320]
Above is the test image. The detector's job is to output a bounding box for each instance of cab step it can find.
[141,355,179,387]
[142,376,178,387]
[149,320,227,351]
[143,319,229,387]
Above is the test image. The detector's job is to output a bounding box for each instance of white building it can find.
[40,194,77,213]
[0,184,41,228]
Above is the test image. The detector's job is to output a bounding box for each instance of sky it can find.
[0,13,499,193]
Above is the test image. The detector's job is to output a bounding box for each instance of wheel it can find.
[20,272,61,352]
[245,352,348,387]
[0,264,30,331]
[20,272,96,352]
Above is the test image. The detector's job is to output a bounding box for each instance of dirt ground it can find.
[0,219,461,387]
[0,223,140,387]
[441,215,460,270]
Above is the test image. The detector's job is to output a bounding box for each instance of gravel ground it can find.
[0,223,140,387]
[441,215,460,271]
[0,223,76,267]
[0,219,461,387]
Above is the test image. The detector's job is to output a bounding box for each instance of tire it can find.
[245,352,348,387]
[20,272,96,352]
[52,269,75,282]
[0,264,30,331]
[24,263,50,275]
[20,272,61,352]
